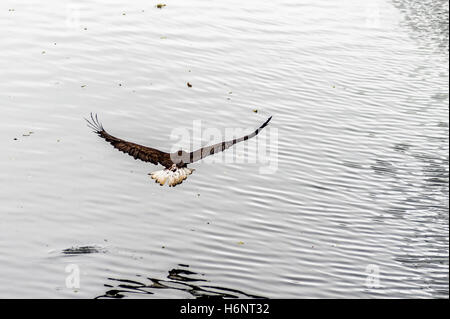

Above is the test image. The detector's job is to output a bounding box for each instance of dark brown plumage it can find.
[85,113,272,186]
[86,113,173,167]
[188,116,272,164]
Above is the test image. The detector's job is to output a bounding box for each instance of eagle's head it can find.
[171,150,189,165]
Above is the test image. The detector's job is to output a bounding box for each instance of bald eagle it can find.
[85,113,272,187]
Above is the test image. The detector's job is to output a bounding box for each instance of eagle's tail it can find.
[149,167,195,187]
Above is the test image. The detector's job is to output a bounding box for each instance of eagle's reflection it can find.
[96,264,265,299]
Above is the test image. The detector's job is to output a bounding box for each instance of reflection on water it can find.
[96,265,265,299]
[392,0,449,53]
[62,245,107,255]
[391,147,448,298]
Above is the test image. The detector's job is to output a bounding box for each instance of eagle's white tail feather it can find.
[149,167,194,187]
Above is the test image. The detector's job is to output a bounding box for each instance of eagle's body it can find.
[86,113,272,187]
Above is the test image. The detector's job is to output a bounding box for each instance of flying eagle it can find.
[85,113,272,187]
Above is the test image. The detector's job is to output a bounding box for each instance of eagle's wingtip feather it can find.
[259,115,273,130]
[85,112,105,133]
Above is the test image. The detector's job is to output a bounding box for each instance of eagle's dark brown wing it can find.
[85,113,173,167]
[187,116,272,164]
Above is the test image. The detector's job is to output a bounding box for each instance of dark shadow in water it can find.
[392,0,449,53]
[61,245,107,255]
[369,144,449,298]
[95,264,266,299]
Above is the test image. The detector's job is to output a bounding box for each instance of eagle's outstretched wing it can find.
[187,116,272,164]
[85,113,172,167]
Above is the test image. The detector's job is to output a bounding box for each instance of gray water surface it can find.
[0,0,448,298]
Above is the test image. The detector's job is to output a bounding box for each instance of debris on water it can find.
[252,109,258,113]
[81,85,86,88]
[228,91,232,94]
[118,83,122,86]
[187,82,192,87]
[9,9,15,12]
[237,241,244,245]
[122,13,126,16]
[156,4,166,9]
[160,36,167,39]
[13,138,18,141]
[42,51,46,54]
[22,131,33,137]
